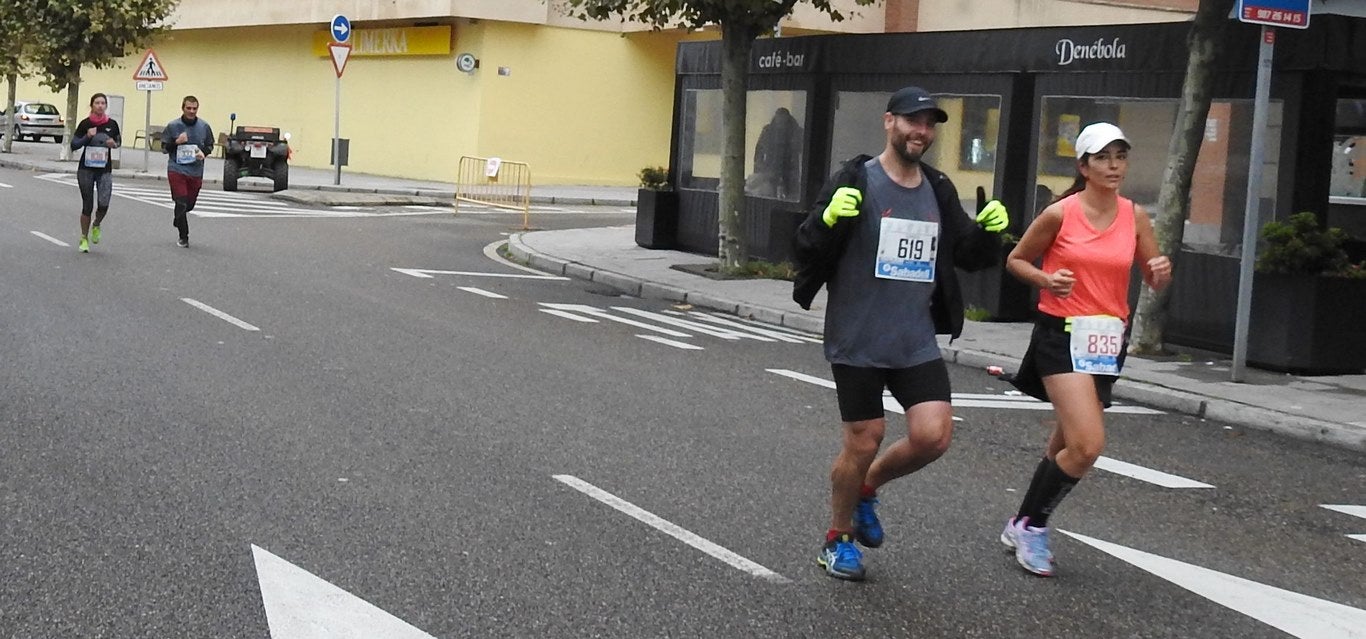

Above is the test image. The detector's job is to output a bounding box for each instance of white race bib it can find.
[874,218,938,282]
[83,146,108,169]
[176,144,198,165]
[1069,315,1126,375]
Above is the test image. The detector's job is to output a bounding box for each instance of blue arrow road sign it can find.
[1237,0,1311,28]
[331,14,351,43]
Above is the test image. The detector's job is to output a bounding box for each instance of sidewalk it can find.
[0,141,638,207]
[508,225,1366,453]
[6,141,1362,452]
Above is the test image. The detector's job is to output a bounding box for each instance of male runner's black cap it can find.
[886,86,948,123]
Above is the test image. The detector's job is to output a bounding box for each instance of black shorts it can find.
[831,359,951,422]
[1007,314,1127,408]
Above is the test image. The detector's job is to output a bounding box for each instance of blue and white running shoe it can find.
[1001,517,1054,577]
[853,496,884,548]
[818,533,866,581]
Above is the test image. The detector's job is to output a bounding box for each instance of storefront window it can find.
[745,90,807,201]
[1330,98,1365,199]
[1035,95,1282,251]
[679,89,722,189]
[829,91,1002,208]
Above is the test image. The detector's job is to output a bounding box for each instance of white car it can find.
[2,101,65,143]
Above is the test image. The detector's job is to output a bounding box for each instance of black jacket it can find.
[791,155,1001,340]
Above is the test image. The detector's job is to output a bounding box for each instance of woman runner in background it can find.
[71,92,121,253]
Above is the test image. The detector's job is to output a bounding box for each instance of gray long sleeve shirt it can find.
[162,117,214,178]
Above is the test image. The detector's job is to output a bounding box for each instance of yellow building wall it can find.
[12,20,685,186]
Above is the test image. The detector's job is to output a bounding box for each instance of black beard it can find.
[894,137,929,164]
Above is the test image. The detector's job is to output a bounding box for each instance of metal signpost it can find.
[329,14,352,186]
[1230,0,1311,382]
[131,49,168,172]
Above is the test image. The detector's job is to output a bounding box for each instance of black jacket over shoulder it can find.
[791,155,1002,340]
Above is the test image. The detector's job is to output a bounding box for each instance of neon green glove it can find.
[822,186,862,228]
[976,199,1009,233]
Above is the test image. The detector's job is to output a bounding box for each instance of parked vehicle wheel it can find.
[272,158,289,192]
[224,157,240,191]
[13,125,22,140]
[53,136,63,144]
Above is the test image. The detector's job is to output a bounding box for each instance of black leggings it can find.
[77,169,113,218]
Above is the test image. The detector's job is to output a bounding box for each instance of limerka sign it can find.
[1055,37,1127,66]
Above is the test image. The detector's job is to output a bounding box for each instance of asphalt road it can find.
[1,166,1363,638]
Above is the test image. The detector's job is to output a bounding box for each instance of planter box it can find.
[956,243,1034,321]
[1247,273,1366,375]
[635,188,679,250]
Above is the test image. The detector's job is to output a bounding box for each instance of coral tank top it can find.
[1037,193,1137,323]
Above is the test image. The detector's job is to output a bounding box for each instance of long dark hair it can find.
[1053,170,1088,203]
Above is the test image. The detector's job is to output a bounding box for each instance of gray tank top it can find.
[823,158,943,368]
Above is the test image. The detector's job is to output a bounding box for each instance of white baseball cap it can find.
[1074,122,1130,159]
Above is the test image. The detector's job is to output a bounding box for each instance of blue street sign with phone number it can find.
[1237,0,1310,28]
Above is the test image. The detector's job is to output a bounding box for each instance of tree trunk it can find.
[717,21,753,270]
[1129,0,1235,354]
[59,76,80,162]
[2,73,14,153]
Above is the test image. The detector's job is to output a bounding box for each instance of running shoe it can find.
[817,533,866,581]
[1001,517,1054,577]
[177,238,189,248]
[89,226,101,244]
[79,237,89,253]
[853,496,884,548]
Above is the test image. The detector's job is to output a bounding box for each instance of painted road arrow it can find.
[253,545,436,639]
[1062,531,1366,638]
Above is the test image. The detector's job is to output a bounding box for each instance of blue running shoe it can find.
[817,533,866,581]
[1003,517,1054,577]
[853,496,884,548]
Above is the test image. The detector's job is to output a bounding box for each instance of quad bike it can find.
[223,126,290,192]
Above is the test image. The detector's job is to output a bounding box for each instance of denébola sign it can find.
[1055,37,1127,66]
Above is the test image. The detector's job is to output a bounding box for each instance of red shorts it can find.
[167,171,203,204]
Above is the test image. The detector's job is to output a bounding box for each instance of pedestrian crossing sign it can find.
[132,49,168,81]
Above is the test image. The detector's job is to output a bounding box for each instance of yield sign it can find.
[132,49,168,81]
[328,42,352,78]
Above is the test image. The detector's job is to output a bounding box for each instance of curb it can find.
[0,157,634,207]
[508,234,1364,453]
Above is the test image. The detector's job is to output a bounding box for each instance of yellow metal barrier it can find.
[454,156,532,229]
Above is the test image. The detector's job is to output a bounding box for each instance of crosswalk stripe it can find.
[679,312,817,344]
[636,334,704,350]
[539,309,597,323]
[614,307,772,341]
[1091,457,1213,489]
[457,286,507,299]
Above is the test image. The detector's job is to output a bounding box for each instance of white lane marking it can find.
[541,303,690,337]
[0,182,12,188]
[1349,535,1366,544]
[31,231,70,247]
[764,368,963,421]
[702,312,824,342]
[457,286,507,299]
[771,370,1217,475]
[253,545,437,639]
[552,475,788,583]
[181,298,261,332]
[1321,505,1366,520]
[539,309,597,323]
[613,307,771,341]
[1091,457,1213,489]
[485,239,560,276]
[636,334,704,350]
[390,267,568,281]
[1062,531,1366,638]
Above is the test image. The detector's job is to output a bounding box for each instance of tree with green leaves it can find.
[27,0,178,160]
[558,0,879,268]
[0,0,31,153]
[1129,0,1237,354]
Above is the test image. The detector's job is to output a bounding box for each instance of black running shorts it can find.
[830,359,952,422]
[1008,314,1127,408]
